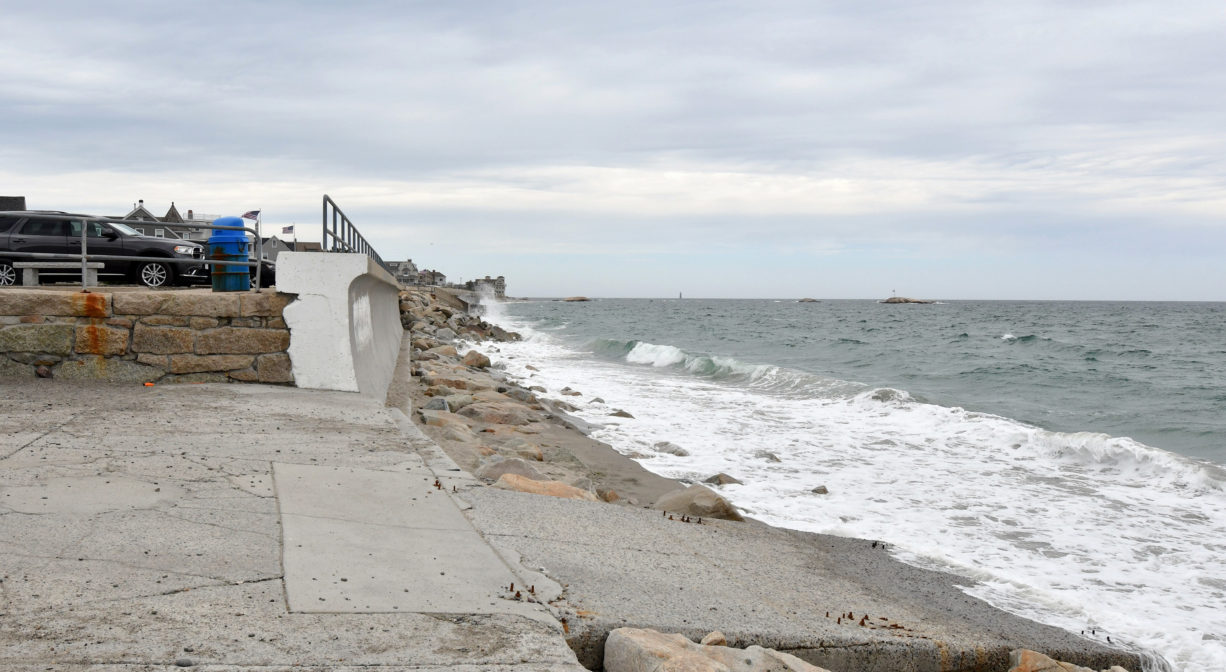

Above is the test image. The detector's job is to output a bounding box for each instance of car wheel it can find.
[0,261,15,286]
[136,260,174,288]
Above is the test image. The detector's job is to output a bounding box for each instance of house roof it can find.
[122,204,160,222]
[163,203,183,223]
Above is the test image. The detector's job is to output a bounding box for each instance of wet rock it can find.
[653,441,690,457]
[505,388,537,404]
[434,327,457,341]
[609,409,634,418]
[560,386,582,396]
[427,344,458,357]
[462,350,491,368]
[754,450,782,462]
[35,365,52,378]
[655,485,744,521]
[811,485,829,494]
[703,473,743,486]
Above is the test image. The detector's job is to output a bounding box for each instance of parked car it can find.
[0,211,206,287]
[185,257,276,288]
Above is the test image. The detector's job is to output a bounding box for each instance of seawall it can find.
[0,287,293,384]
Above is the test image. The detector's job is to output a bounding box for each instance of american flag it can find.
[241,210,260,220]
[282,225,294,234]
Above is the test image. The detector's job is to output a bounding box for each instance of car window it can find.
[71,220,110,238]
[18,218,71,236]
[0,216,20,233]
[109,221,141,236]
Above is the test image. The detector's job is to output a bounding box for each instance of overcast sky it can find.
[3,1,1223,299]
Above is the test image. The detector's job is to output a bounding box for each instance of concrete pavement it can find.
[0,377,1143,671]
[0,379,583,671]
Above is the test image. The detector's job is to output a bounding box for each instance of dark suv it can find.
[0,211,206,287]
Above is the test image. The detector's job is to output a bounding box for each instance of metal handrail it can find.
[0,212,264,291]
[321,195,390,274]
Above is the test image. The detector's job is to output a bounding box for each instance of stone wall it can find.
[0,289,294,384]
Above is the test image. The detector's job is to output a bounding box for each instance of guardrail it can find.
[321,195,390,274]
[0,212,264,291]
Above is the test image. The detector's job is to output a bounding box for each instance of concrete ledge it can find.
[278,252,403,399]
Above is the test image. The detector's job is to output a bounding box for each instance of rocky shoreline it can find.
[397,287,1139,672]
[399,287,730,517]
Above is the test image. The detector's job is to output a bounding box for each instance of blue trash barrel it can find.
[208,217,251,292]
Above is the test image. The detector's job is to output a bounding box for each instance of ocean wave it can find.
[1033,430,1226,494]
[588,338,861,399]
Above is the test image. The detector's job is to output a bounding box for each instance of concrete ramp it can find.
[274,462,539,618]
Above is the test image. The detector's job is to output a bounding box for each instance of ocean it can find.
[474,298,1225,672]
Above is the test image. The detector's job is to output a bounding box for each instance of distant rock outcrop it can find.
[881,296,934,304]
[798,298,819,303]
[561,296,590,302]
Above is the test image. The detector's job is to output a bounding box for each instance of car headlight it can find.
[173,245,198,255]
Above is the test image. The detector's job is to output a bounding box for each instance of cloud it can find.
[2,1,1224,298]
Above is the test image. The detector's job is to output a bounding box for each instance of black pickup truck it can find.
[0,211,206,287]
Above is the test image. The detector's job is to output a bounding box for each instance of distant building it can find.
[386,259,420,286]
[259,236,295,262]
[117,200,219,242]
[419,269,446,286]
[1,195,28,211]
[471,275,506,300]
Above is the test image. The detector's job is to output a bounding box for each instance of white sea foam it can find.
[625,342,688,367]
[473,300,1225,672]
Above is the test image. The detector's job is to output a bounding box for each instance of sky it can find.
[2,1,1223,300]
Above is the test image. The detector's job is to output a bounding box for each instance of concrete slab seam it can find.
[268,459,293,615]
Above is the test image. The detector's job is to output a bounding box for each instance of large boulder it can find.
[427,344,458,357]
[422,397,450,412]
[474,456,545,482]
[462,350,491,368]
[1008,650,1131,672]
[443,393,475,412]
[703,473,743,486]
[458,401,534,425]
[654,485,744,521]
[604,628,831,672]
[418,409,467,429]
[494,474,600,502]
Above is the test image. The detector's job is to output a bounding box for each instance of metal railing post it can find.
[79,220,88,292]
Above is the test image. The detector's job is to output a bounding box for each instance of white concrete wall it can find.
[278,252,403,400]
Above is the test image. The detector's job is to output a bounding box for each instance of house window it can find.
[154,229,165,237]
